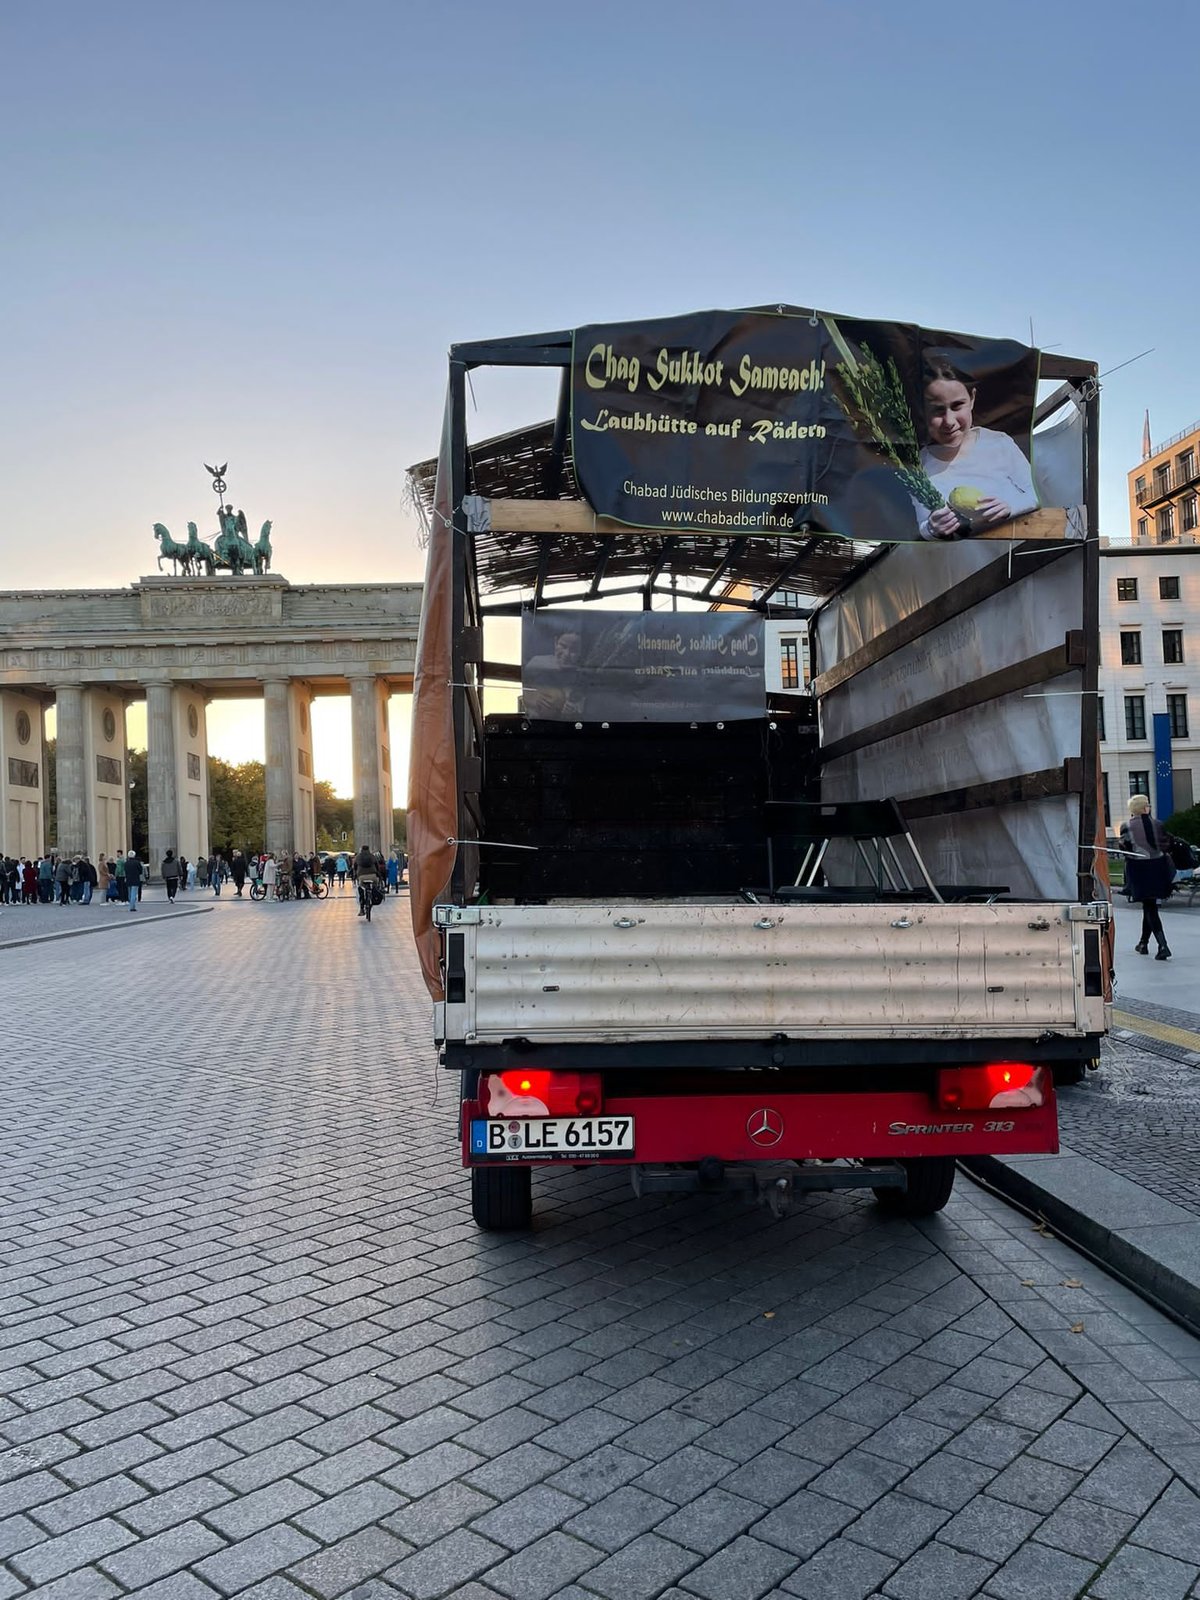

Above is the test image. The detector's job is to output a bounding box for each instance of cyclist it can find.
[355,843,379,918]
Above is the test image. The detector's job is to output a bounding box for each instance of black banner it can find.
[522,610,765,722]
[572,308,1044,542]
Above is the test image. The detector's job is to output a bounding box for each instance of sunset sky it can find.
[7,1,1199,797]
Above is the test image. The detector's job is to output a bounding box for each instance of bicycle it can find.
[358,878,376,922]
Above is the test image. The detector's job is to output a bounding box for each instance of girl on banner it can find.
[916,358,1039,540]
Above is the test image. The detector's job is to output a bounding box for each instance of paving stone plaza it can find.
[3,895,1200,1600]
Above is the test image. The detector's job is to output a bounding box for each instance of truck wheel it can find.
[471,1166,532,1231]
[875,1157,956,1217]
[1053,1061,1086,1087]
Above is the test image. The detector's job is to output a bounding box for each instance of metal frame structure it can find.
[421,335,1100,915]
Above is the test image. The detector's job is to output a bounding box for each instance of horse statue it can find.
[253,520,273,575]
[185,521,216,577]
[153,523,193,575]
[213,507,256,576]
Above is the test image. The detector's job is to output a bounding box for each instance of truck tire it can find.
[874,1157,956,1217]
[1053,1061,1086,1087]
[471,1166,532,1231]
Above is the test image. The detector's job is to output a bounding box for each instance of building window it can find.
[1101,772,1110,828]
[1136,475,1146,496]
[1160,575,1181,600]
[1097,697,1105,741]
[1179,448,1196,483]
[1117,577,1138,601]
[1184,495,1198,532]
[1120,631,1142,665]
[780,638,800,690]
[1138,517,1149,540]
[1125,696,1147,740]
[1159,505,1175,541]
[1168,694,1189,739]
[1164,628,1184,664]
[1129,769,1149,798]
[1155,463,1171,493]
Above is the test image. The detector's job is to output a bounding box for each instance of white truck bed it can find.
[435,901,1110,1045]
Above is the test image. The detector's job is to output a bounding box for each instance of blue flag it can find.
[1153,712,1174,820]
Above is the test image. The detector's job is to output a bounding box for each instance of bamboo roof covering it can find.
[406,420,883,607]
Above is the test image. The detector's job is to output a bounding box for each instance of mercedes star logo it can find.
[747,1107,784,1147]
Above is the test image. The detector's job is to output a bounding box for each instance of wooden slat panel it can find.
[900,760,1083,821]
[476,497,1070,543]
[819,640,1080,765]
[810,542,1077,698]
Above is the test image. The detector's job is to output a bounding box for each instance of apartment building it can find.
[1100,417,1200,826]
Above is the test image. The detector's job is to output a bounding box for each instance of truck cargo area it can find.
[406,312,1108,1228]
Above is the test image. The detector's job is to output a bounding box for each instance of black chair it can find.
[746,798,1009,905]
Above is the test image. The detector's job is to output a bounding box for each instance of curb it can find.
[0,906,215,950]
[961,1152,1200,1338]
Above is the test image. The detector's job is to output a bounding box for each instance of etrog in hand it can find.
[948,486,986,514]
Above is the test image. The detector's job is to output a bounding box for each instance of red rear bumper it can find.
[462,1085,1058,1166]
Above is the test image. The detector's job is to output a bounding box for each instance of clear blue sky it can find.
[5,1,1198,782]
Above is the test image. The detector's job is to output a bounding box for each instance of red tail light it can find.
[484,1071,603,1117]
[937,1063,1042,1111]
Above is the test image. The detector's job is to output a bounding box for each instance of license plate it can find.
[470,1116,635,1159]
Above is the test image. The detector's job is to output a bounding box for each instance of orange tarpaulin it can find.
[407,392,458,1000]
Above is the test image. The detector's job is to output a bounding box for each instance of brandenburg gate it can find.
[0,577,419,870]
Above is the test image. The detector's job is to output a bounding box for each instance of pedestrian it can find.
[211,854,224,896]
[186,856,196,890]
[335,851,348,891]
[80,856,96,905]
[54,854,71,907]
[197,854,209,890]
[161,848,180,904]
[178,854,189,892]
[262,853,278,898]
[1121,794,1174,961]
[125,849,143,910]
[291,851,311,899]
[115,848,127,902]
[386,853,400,895]
[231,850,247,897]
[22,859,37,903]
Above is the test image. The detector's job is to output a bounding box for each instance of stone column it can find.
[263,679,295,857]
[145,681,178,878]
[350,675,381,851]
[172,687,210,861]
[350,675,392,852]
[0,690,47,858]
[55,686,87,857]
[290,683,316,856]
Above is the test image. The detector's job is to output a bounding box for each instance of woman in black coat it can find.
[1120,794,1173,960]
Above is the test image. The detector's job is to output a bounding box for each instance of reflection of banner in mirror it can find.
[521,610,766,722]
[572,308,1055,543]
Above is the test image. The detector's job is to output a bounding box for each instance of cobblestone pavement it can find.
[4,897,1200,1599]
[1056,1042,1200,1220]
[0,887,215,946]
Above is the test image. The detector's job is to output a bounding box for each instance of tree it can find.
[1167,804,1200,846]
[44,736,56,848]
[127,748,148,852]
[208,758,265,853]
[314,780,353,850]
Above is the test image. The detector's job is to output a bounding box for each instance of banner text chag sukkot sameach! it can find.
[571,308,1056,543]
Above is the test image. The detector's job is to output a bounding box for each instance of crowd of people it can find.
[0,846,407,909]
